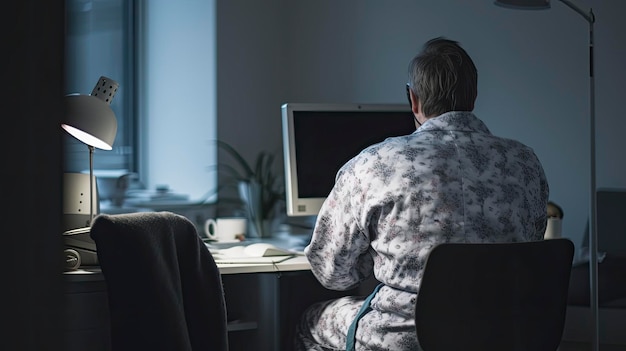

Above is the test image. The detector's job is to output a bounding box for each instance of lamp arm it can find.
[88,145,95,227]
[558,0,595,23]
[558,1,599,350]
[585,12,599,351]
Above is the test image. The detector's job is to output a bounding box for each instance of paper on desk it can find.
[209,244,296,264]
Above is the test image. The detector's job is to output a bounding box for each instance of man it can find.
[295,37,548,350]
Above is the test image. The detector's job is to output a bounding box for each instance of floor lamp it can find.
[62,76,119,228]
[494,1,598,350]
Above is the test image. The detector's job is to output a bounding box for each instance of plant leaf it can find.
[214,140,255,178]
[208,139,285,221]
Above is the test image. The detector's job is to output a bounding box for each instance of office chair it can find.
[415,238,574,351]
[90,211,228,351]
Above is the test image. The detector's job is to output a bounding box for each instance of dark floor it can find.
[559,341,626,351]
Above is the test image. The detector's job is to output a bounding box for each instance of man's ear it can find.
[409,89,420,115]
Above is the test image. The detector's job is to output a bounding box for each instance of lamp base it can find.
[63,226,99,269]
[63,173,99,231]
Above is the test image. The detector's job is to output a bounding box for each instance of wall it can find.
[5,1,65,350]
[141,0,217,202]
[216,0,626,257]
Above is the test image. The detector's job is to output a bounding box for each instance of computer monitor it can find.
[281,103,417,217]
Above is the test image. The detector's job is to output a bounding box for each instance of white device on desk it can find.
[63,173,100,270]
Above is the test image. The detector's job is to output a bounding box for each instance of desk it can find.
[63,247,359,351]
[220,256,361,351]
[216,254,310,274]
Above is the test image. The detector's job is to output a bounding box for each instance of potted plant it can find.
[213,140,284,238]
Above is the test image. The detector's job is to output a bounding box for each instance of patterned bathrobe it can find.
[295,111,548,351]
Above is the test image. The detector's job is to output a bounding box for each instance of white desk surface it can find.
[64,235,312,278]
[65,255,310,279]
[216,254,310,275]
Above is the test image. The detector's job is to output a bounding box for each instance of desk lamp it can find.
[494,1,598,350]
[62,76,119,228]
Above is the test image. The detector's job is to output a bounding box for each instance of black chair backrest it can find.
[91,211,228,351]
[415,239,574,351]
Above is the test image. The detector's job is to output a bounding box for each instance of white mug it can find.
[204,217,247,242]
[544,217,562,239]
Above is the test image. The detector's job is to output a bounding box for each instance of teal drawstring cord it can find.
[345,283,384,351]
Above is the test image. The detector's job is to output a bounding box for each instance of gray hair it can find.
[407,37,478,116]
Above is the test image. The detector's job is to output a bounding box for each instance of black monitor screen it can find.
[293,110,415,198]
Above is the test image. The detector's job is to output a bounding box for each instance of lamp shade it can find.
[494,0,551,10]
[62,76,119,150]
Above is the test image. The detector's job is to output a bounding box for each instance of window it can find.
[65,0,217,202]
[64,0,135,174]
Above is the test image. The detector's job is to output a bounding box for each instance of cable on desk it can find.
[272,261,282,278]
